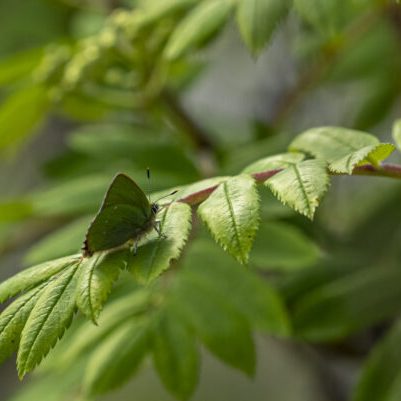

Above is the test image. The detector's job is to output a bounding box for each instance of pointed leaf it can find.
[172,272,255,375]
[17,263,80,377]
[0,285,44,364]
[152,308,199,400]
[198,175,259,264]
[129,202,192,283]
[164,0,233,60]
[265,159,329,219]
[0,254,80,303]
[242,152,305,174]
[354,319,401,401]
[76,251,125,323]
[83,318,149,395]
[236,0,289,55]
[290,127,395,174]
[392,119,401,152]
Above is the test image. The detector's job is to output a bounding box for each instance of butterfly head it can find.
[151,203,159,215]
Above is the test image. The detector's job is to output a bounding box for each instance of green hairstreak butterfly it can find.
[82,172,175,257]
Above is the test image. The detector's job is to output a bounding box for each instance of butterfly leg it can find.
[154,220,166,239]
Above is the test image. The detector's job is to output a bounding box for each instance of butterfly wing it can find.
[83,174,152,255]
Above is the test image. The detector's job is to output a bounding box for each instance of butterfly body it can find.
[82,173,159,257]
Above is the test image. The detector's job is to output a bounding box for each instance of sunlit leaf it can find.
[290,127,395,174]
[129,202,192,283]
[76,251,125,323]
[198,175,259,264]
[392,119,401,152]
[265,159,329,219]
[0,255,80,303]
[17,263,80,377]
[242,152,304,174]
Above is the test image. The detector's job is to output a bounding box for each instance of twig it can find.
[160,89,215,151]
[178,163,401,206]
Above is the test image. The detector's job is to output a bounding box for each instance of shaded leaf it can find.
[198,175,259,264]
[353,319,401,401]
[182,239,289,335]
[76,251,125,323]
[165,0,233,60]
[83,318,149,395]
[265,159,329,219]
[251,221,320,271]
[172,272,256,375]
[290,127,395,174]
[0,254,80,303]
[17,263,80,377]
[129,202,192,283]
[0,285,44,364]
[152,308,199,400]
[236,0,289,55]
[242,152,304,174]
[292,267,401,342]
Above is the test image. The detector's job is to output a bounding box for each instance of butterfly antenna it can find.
[155,190,178,204]
[147,167,151,203]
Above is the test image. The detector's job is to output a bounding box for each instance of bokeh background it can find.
[1,1,401,400]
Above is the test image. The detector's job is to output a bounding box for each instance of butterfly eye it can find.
[151,204,159,215]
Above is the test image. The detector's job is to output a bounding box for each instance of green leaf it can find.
[242,152,305,174]
[0,285,44,364]
[198,175,259,264]
[236,0,289,55]
[265,159,329,219]
[0,200,33,223]
[0,48,42,87]
[392,119,401,152]
[164,0,233,60]
[17,263,80,378]
[292,267,401,342]
[353,319,401,401]
[182,239,289,336]
[172,272,256,375]
[76,251,125,323]
[0,254,80,303]
[129,202,192,283]
[290,127,395,174]
[152,308,199,400]
[0,85,50,152]
[251,221,320,271]
[83,318,149,395]
[24,216,92,265]
[60,289,150,367]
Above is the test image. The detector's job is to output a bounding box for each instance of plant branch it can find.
[178,163,401,206]
[160,89,215,151]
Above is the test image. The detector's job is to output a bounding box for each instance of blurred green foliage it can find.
[0,0,401,400]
